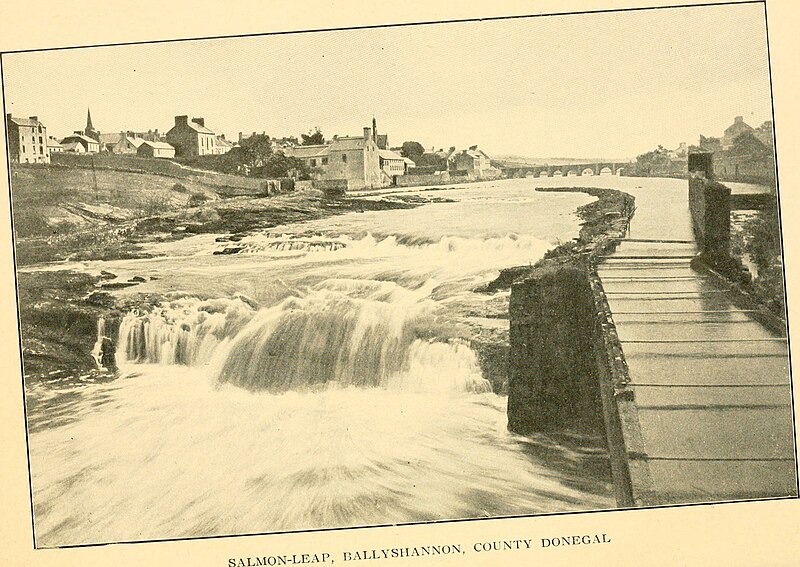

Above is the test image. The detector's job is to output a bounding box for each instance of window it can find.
[310,159,316,167]
[22,145,26,153]
[342,154,347,163]
[322,157,328,165]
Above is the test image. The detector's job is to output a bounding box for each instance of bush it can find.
[172,182,188,193]
[188,192,210,207]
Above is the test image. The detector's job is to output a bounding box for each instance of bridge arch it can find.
[582,168,595,176]
[599,166,613,175]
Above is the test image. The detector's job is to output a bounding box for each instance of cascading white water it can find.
[90,316,106,369]
[116,296,258,366]
[26,178,623,547]
[115,279,490,394]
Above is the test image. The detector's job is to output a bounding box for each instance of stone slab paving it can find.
[596,186,797,506]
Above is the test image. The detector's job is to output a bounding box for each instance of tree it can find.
[634,145,671,176]
[301,128,325,146]
[253,154,308,179]
[400,141,425,163]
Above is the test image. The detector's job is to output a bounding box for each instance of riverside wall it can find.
[505,189,642,506]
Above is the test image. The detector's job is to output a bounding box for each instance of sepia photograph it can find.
[0,0,797,561]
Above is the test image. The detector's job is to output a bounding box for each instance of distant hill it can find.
[493,154,632,166]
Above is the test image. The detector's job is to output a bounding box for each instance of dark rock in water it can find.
[99,270,117,280]
[86,291,115,307]
[100,336,117,371]
[101,281,139,290]
[129,276,147,282]
[213,247,244,255]
[215,236,230,243]
[228,234,247,242]
[234,293,260,310]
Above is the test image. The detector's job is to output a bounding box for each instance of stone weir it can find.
[506,163,796,509]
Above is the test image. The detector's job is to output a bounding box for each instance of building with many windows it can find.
[6,114,49,164]
[166,115,218,157]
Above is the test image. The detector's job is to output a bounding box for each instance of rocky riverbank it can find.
[477,187,636,292]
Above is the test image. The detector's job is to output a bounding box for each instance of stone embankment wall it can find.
[505,188,640,506]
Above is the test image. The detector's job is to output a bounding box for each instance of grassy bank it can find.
[730,205,786,319]
[10,163,420,265]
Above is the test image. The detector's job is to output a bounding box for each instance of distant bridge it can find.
[495,160,630,178]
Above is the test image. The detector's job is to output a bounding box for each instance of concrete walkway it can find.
[596,186,796,505]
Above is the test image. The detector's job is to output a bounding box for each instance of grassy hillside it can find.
[10,164,219,238]
[9,163,418,266]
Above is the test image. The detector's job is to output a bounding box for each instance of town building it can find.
[285,124,387,190]
[99,132,146,154]
[378,149,409,182]
[165,115,217,157]
[137,140,176,159]
[451,146,501,180]
[6,114,49,164]
[213,135,234,155]
[46,136,64,154]
[60,132,101,153]
[668,142,688,160]
[721,116,754,150]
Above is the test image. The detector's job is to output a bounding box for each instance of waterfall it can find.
[116,282,491,394]
[90,317,106,369]
[116,296,258,366]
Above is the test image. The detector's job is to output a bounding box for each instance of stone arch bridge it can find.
[495,160,630,178]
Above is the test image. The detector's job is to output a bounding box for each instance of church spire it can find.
[84,108,99,142]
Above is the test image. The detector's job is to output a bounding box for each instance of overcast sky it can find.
[2,2,772,159]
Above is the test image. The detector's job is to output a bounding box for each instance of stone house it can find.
[46,136,64,154]
[99,132,146,154]
[60,132,100,153]
[451,146,501,180]
[285,125,384,190]
[6,114,49,164]
[165,115,217,157]
[722,116,754,150]
[137,140,176,159]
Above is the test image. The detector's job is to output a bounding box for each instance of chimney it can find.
[734,116,743,123]
[363,127,372,141]
[175,115,188,126]
[29,116,38,122]
[238,132,244,143]
[192,117,205,127]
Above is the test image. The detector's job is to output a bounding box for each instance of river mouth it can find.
[23,178,627,547]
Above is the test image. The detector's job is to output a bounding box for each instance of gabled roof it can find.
[378,149,404,160]
[47,137,63,148]
[99,132,123,144]
[141,140,174,150]
[329,136,368,151]
[61,133,99,145]
[186,121,215,134]
[8,116,42,127]
[62,141,85,151]
[285,144,330,159]
[215,136,234,148]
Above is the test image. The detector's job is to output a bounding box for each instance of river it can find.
[23,174,738,547]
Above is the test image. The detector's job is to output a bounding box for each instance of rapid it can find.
[24,177,635,547]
